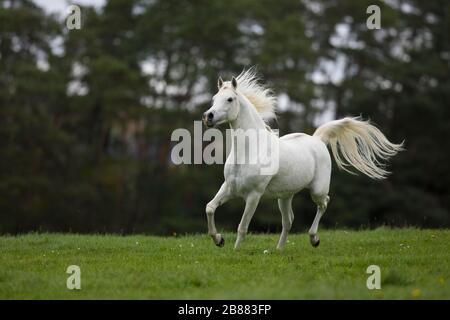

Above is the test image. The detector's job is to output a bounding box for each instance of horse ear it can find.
[217,77,223,89]
[231,76,237,89]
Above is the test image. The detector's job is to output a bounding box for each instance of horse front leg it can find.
[234,192,262,249]
[206,182,232,247]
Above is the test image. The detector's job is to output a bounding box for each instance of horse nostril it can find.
[207,112,214,120]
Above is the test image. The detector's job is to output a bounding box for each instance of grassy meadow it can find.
[0,228,448,299]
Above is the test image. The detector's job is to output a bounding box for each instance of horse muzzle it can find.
[202,111,215,127]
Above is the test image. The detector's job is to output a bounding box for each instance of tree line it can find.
[0,0,448,234]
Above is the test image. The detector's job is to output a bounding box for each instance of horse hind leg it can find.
[277,195,294,250]
[308,194,330,247]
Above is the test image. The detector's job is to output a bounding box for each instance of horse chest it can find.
[224,163,270,196]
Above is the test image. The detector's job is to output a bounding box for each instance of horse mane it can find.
[235,68,277,122]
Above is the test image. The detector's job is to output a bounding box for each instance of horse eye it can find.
[227,97,233,102]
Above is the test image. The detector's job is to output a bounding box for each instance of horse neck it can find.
[230,93,267,131]
[228,94,268,164]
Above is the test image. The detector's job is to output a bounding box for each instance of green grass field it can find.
[0,228,448,299]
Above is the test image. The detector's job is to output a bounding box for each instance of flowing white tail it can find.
[313,117,404,179]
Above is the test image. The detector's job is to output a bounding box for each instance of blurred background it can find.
[0,0,449,235]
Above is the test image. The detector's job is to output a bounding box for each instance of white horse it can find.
[202,69,403,250]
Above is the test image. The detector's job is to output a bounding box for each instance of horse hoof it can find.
[310,234,320,247]
[214,234,225,247]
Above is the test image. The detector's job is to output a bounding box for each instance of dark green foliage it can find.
[0,0,448,234]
